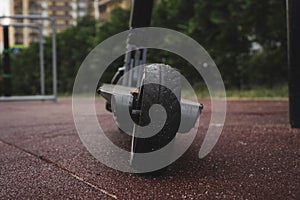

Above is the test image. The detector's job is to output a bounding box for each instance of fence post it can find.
[287,0,300,128]
[3,26,12,96]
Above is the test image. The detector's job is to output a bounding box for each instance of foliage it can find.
[152,0,287,89]
[0,1,288,95]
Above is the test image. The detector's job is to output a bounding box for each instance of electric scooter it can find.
[97,0,203,172]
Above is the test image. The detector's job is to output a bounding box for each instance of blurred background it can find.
[0,0,288,97]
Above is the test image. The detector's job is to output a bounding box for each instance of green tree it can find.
[152,0,287,89]
[1,1,288,95]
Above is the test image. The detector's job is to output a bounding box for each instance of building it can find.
[5,0,131,47]
[0,26,3,53]
[44,0,95,32]
[74,0,95,20]
[96,0,131,20]
[43,0,75,35]
[8,0,95,47]
[9,0,43,46]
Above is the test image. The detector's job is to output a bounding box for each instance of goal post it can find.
[0,15,57,102]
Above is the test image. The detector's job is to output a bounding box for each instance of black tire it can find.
[130,64,181,173]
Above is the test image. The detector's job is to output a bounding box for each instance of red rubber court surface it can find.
[0,98,299,199]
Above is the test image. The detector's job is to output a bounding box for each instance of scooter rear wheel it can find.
[130,64,181,174]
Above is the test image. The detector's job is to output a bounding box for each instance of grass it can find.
[191,84,288,99]
[59,84,289,99]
